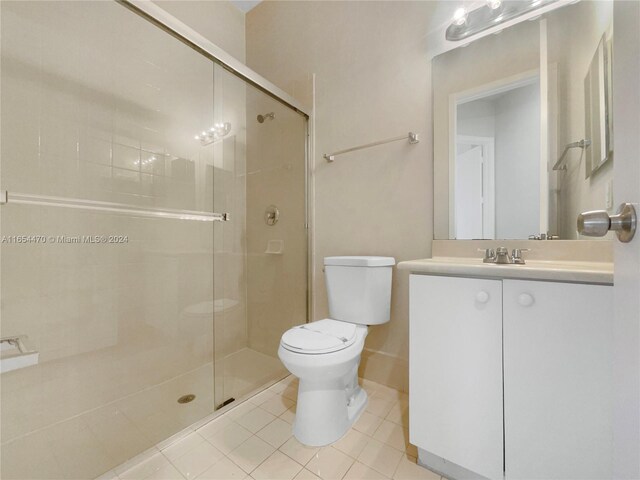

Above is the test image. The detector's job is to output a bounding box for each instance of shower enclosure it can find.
[0,2,308,478]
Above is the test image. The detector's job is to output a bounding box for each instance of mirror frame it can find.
[585,32,614,178]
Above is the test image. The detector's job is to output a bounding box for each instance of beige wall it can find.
[246,1,435,391]
[152,0,246,62]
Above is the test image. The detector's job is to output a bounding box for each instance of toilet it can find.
[278,256,396,446]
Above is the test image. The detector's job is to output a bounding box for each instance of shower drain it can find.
[177,394,196,404]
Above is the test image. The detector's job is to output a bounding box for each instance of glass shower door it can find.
[0,1,309,478]
[211,64,308,408]
[0,2,219,478]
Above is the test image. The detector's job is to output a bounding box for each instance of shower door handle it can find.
[214,213,231,222]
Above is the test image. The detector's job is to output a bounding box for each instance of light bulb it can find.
[453,7,468,26]
[487,0,501,10]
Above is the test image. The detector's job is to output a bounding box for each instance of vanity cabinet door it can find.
[410,274,503,480]
[503,280,613,480]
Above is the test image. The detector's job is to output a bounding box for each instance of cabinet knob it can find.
[517,293,535,307]
[475,291,490,304]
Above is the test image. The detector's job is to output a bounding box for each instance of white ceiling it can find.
[230,0,262,13]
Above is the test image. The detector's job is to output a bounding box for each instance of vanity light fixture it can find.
[194,122,232,146]
[446,0,558,41]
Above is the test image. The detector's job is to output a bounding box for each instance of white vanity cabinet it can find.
[503,280,613,480]
[409,275,504,480]
[409,274,613,480]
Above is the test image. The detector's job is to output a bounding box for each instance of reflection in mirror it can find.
[548,1,613,239]
[455,76,540,239]
[433,1,614,240]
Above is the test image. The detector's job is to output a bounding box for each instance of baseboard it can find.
[359,348,408,392]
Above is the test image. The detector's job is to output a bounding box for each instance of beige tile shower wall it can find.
[213,65,249,363]
[0,0,246,451]
[152,0,246,62]
[1,0,218,362]
[147,1,251,362]
[143,0,250,364]
[245,89,307,359]
[246,1,436,391]
[546,1,614,240]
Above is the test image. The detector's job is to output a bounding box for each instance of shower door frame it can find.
[117,0,314,407]
[117,1,310,117]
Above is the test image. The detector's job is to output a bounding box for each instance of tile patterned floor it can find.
[1,348,286,480]
[103,377,444,480]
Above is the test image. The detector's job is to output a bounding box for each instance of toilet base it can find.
[292,374,368,447]
[346,385,368,427]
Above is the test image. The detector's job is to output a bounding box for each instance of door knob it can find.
[577,203,637,243]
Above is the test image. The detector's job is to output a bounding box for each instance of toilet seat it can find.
[281,319,357,354]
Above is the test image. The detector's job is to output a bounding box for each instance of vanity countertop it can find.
[397,257,613,284]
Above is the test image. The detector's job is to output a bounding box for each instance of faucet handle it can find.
[511,248,530,264]
[478,248,495,263]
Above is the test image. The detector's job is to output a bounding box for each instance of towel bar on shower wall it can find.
[0,191,231,222]
[323,132,419,162]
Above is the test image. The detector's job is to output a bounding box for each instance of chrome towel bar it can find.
[324,132,419,162]
[0,191,230,222]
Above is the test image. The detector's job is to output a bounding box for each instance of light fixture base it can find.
[446,0,559,42]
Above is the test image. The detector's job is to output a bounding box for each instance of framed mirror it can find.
[585,32,613,178]
[433,1,614,240]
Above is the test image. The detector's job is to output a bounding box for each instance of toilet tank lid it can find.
[324,256,396,267]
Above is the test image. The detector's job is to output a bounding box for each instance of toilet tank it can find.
[324,256,396,325]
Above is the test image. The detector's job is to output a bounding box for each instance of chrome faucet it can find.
[478,247,530,265]
[494,246,511,264]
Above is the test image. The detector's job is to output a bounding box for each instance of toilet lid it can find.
[281,319,358,354]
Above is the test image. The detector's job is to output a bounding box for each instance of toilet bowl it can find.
[278,256,395,446]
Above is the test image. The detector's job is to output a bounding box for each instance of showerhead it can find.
[257,112,275,123]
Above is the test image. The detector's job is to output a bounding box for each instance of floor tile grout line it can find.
[113,377,428,480]
[248,444,305,479]
[160,432,220,480]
